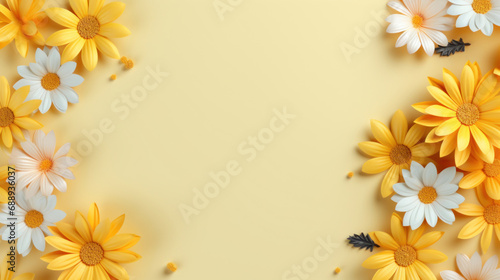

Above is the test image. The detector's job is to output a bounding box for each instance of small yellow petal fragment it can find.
[120,56,128,64]
[110,74,117,81]
[167,262,177,272]
[125,59,134,69]
[347,172,354,179]
[334,267,341,274]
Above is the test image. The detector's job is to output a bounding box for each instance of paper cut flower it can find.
[441,252,500,280]
[448,0,500,36]
[386,0,453,55]
[362,213,447,279]
[455,185,500,253]
[459,150,500,199]
[359,110,439,198]
[0,255,34,280]
[0,190,65,256]
[9,130,77,198]
[46,0,131,71]
[14,47,83,114]
[0,0,46,57]
[414,61,500,166]
[42,203,141,279]
[392,162,464,229]
[0,77,42,148]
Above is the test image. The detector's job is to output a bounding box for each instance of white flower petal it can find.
[425,204,438,227]
[18,66,39,80]
[440,270,466,280]
[57,61,77,78]
[410,203,425,230]
[31,227,45,251]
[410,161,424,181]
[44,209,66,223]
[60,74,84,87]
[448,4,473,15]
[481,255,499,278]
[51,90,68,113]
[396,196,420,212]
[407,30,422,54]
[423,162,438,186]
[388,1,412,16]
[47,47,61,73]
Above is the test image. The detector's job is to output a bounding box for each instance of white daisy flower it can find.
[441,252,500,279]
[9,130,77,198]
[448,0,500,36]
[391,161,465,230]
[0,190,66,256]
[13,47,83,114]
[386,0,454,56]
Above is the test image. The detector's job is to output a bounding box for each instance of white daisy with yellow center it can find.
[448,0,500,35]
[392,162,465,229]
[14,47,83,114]
[0,191,65,256]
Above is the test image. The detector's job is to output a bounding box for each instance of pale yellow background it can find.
[0,0,497,279]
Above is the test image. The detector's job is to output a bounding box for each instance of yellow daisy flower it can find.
[359,110,439,198]
[0,255,34,280]
[0,0,46,57]
[0,165,11,204]
[414,61,500,167]
[455,185,500,254]
[363,213,447,280]
[459,149,500,199]
[45,0,131,71]
[42,203,141,280]
[0,77,42,148]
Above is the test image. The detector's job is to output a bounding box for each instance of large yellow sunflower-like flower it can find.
[0,0,46,57]
[42,203,141,280]
[45,0,131,71]
[459,149,500,200]
[362,213,447,280]
[359,110,439,198]
[0,255,34,280]
[414,62,500,167]
[0,77,42,148]
[455,185,500,254]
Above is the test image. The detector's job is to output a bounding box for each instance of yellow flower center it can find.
[484,204,500,224]
[394,245,417,267]
[484,160,500,177]
[77,16,100,39]
[25,210,44,228]
[412,15,424,28]
[80,242,105,266]
[0,107,15,127]
[456,103,480,126]
[41,73,61,91]
[472,0,492,14]
[390,144,412,165]
[39,159,53,172]
[418,187,438,204]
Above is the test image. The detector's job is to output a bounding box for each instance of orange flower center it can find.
[418,187,438,204]
[394,245,417,267]
[390,144,412,165]
[41,73,60,91]
[412,15,424,28]
[77,16,100,39]
[484,160,500,177]
[39,159,53,172]
[484,204,500,224]
[80,242,105,266]
[456,103,480,126]
[472,0,492,14]
[0,107,15,127]
[25,210,44,228]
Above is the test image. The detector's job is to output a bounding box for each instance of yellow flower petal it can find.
[88,0,105,16]
[425,105,457,118]
[455,203,484,217]
[0,76,10,108]
[370,119,396,147]
[407,225,426,246]
[45,8,79,28]
[13,100,40,116]
[102,234,140,251]
[381,165,400,198]
[75,211,92,243]
[474,70,499,106]
[404,125,426,147]
[394,266,405,279]
[47,254,80,271]
[88,203,100,231]
[427,86,458,110]
[440,132,457,157]
[413,260,437,280]
[97,2,125,25]
[100,258,129,279]
[412,231,444,250]
[81,39,98,71]
[391,110,408,144]
[406,265,419,280]
[414,115,447,127]
[2,126,12,148]
[57,222,86,245]
[45,236,81,253]
[470,125,491,155]
[69,0,88,18]
[41,251,67,263]
[92,219,110,244]
[14,31,27,57]
[412,101,439,114]
[0,4,14,22]
[411,143,438,158]
[362,157,393,174]
[475,121,500,147]
[46,29,80,46]
[0,22,19,42]
[8,85,30,111]
[99,22,130,38]
[372,263,398,280]
[391,213,406,246]
[61,37,85,63]
[103,250,141,264]
[459,170,486,189]
[373,231,399,251]
[458,216,487,239]
[455,145,471,166]
[485,177,500,200]
[362,251,396,269]
[426,127,446,144]
[461,65,475,103]
[477,185,494,207]
[417,249,447,264]
[443,71,463,105]
[457,125,470,151]
[13,117,42,130]
[30,31,44,46]
[94,35,120,59]
[359,141,391,157]
[107,214,125,240]
[481,224,493,254]
[436,118,461,136]
[12,273,34,280]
